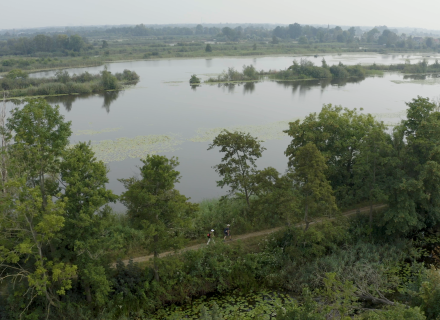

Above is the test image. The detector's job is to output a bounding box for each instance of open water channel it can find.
[7,53,440,210]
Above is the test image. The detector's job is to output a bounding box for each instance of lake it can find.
[7,53,440,210]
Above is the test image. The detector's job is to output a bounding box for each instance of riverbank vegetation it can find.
[2,97,440,319]
[203,58,440,84]
[1,22,440,74]
[0,68,139,98]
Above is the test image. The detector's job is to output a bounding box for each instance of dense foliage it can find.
[1,68,139,97]
[2,96,440,319]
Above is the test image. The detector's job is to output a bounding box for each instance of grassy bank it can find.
[1,39,438,75]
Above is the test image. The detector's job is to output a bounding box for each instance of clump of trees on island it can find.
[201,59,440,84]
[2,97,440,318]
[0,68,139,98]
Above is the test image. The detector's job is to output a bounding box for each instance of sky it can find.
[2,0,440,31]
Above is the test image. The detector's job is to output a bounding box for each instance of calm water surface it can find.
[8,53,440,210]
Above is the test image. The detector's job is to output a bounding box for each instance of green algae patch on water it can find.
[190,119,300,143]
[391,78,440,85]
[79,134,184,163]
[152,290,295,320]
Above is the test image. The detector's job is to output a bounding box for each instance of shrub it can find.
[358,304,426,320]
[189,74,201,85]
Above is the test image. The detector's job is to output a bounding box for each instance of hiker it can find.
[207,229,215,245]
[224,224,231,241]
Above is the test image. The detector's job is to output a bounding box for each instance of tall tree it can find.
[6,98,72,208]
[119,155,197,281]
[57,142,118,305]
[382,97,440,234]
[0,179,76,318]
[291,142,337,230]
[208,130,266,207]
[353,124,392,228]
[250,167,298,226]
[284,104,379,207]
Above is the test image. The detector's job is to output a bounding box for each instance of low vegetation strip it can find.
[1,68,139,98]
[118,204,386,266]
[203,58,440,84]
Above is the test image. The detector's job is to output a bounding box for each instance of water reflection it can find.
[102,91,120,113]
[44,91,121,112]
[403,74,440,80]
[276,77,366,94]
[243,82,255,94]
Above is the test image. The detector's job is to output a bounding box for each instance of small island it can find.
[202,58,440,84]
[1,68,140,99]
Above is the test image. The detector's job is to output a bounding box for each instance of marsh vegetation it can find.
[1,68,139,98]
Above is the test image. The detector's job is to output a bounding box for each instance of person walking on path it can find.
[207,229,215,245]
[224,224,231,241]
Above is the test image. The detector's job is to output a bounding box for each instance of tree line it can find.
[0,34,88,56]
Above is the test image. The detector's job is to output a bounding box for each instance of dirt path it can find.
[117,204,386,266]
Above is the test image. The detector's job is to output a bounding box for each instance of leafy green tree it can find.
[353,124,392,228]
[101,40,108,49]
[251,167,298,226]
[382,97,440,234]
[5,69,28,80]
[285,104,379,208]
[119,155,197,281]
[58,142,118,305]
[298,36,308,44]
[288,23,303,39]
[101,66,119,90]
[0,179,76,317]
[208,130,266,207]
[272,36,279,44]
[253,43,257,50]
[205,44,212,52]
[69,35,84,52]
[291,142,337,230]
[6,98,72,208]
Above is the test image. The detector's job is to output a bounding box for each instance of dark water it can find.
[6,53,440,211]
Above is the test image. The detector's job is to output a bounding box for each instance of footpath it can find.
[117,204,386,266]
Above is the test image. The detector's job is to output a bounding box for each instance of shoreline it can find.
[1,51,438,76]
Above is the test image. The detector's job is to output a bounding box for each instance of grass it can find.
[1,39,438,75]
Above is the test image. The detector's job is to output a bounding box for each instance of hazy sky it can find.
[2,0,440,30]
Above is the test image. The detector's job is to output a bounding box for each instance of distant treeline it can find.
[1,68,139,98]
[272,24,440,49]
[0,34,89,56]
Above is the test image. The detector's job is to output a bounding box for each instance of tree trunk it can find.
[0,93,7,194]
[40,172,47,209]
[370,151,377,229]
[153,234,160,282]
[304,202,309,231]
[84,283,92,303]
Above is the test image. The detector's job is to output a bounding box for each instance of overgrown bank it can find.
[1,68,139,98]
[204,58,440,84]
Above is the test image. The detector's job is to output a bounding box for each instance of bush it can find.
[330,65,350,78]
[101,68,119,90]
[189,74,201,84]
[359,304,426,320]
